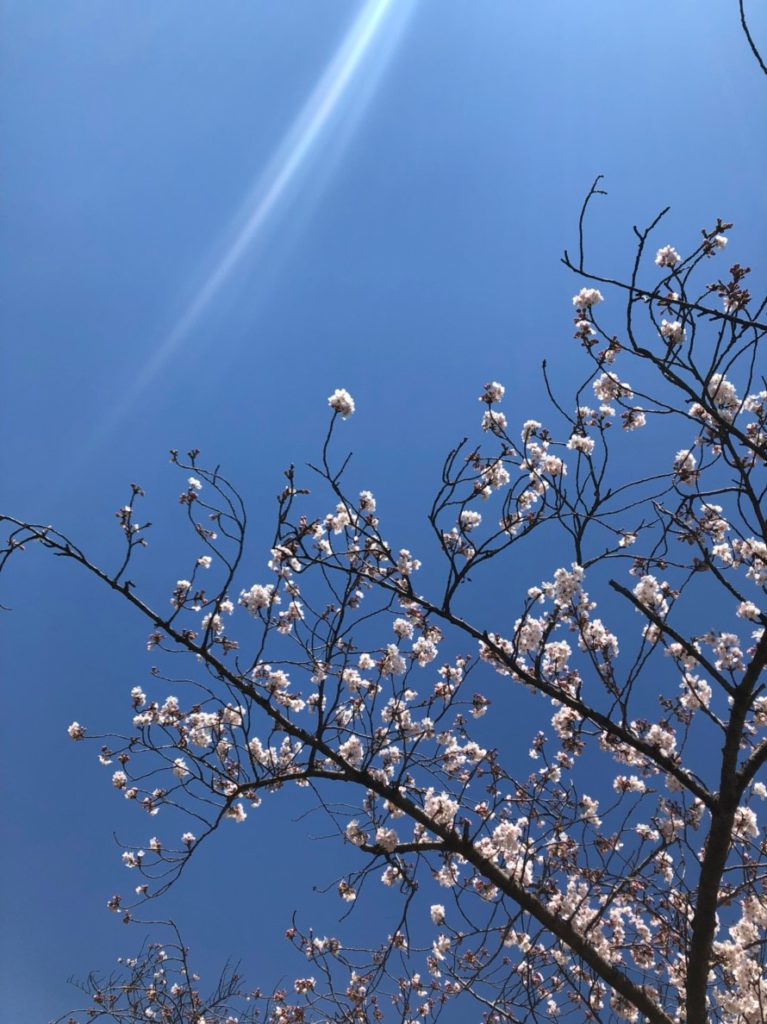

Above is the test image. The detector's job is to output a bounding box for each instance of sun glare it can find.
[94,0,414,449]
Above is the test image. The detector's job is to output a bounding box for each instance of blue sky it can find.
[2,2,767,1020]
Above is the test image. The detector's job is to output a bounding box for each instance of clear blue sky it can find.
[2,2,766,1020]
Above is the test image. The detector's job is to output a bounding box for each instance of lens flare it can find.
[94,0,413,449]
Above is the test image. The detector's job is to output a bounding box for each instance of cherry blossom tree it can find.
[53,921,262,1024]
[4,183,767,1024]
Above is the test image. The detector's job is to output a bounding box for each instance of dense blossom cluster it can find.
[327,388,355,419]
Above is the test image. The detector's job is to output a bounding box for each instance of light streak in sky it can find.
[97,0,413,442]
